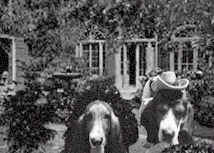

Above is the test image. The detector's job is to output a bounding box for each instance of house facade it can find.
[75,38,158,91]
[75,25,208,96]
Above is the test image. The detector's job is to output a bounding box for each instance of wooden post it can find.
[12,38,16,81]
[170,52,175,71]
[146,42,154,74]
[79,43,83,57]
[99,42,103,75]
[136,43,140,88]
[155,35,158,67]
[115,46,122,89]
[89,43,92,73]
[75,43,79,58]
[178,43,182,72]
[193,46,198,71]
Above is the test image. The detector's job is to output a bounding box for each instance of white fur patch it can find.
[90,146,104,153]
[88,103,109,148]
[158,109,180,145]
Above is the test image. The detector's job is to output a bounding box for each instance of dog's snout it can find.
[90,137,103,146]
[162,129,175,142]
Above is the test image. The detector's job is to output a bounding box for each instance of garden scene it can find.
[0,0,214,153]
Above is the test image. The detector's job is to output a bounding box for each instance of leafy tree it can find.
[1,0,214,72]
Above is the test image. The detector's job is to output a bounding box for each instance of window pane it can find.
[174,52,178,71]
[83,44,90,67]
[181,42,194,71]
[91,43,99,68]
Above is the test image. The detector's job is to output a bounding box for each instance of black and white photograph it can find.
[0,0,214,153]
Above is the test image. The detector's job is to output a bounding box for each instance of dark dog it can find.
[140,89,194,145]
[63,100,125,153]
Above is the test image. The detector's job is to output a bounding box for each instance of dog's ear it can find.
[179,102,194,144]
[140,100,159,144]
[63,114,90,153]
[182,102,194,135]
[109,111,125,153]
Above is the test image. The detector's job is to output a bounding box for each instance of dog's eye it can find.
[174,110,185,119]
[158,105,169,114]
[85,113,93,121]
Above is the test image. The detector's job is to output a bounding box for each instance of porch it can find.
[75,38,158,98]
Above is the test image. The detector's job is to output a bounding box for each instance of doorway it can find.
[127,43,136,85]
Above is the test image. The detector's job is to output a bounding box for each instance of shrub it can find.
[64,76,139,149]
[161,140,214,153]
[1,79,57,153]
[44,77,76,123]
[193,98,214,128]
[176,70,214,127]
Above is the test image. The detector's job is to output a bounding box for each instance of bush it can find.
[176,70,214,127]
[1,79,57,153]
[161,140,214,153]
[43,77,76,123]
[193,98,214,128]
[64,76,139,148]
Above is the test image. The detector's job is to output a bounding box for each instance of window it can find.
[91,43,99,74]
[172,41,195,72]
[79,41,105,75]
[181,42,194,70]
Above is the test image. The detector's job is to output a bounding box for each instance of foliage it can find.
[43,77,76,123]
[177,69,214,128]
[64,76,139,148]
[0,74,58,153]
[194,98,214,128]
[0,0,214,73]
[161,140,214,153]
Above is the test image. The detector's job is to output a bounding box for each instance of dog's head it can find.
[77,100,123,153]
[141,89,194,145]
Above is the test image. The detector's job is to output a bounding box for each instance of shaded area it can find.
[0,48,8,76]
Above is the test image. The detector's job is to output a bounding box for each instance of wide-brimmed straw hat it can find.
[150,71,189,92]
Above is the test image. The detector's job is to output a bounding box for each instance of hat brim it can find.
[151,76,189,92]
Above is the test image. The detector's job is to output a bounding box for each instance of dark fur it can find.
[140,89,194,144]
[62,100,125,153]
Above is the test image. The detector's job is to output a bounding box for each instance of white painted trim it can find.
[99,42,103,75]
[75,44,79,58]
[79,38,156,44]
[136,44,140,87]
[178,43,182,72]
[89,44,92,71]
[146,42,154,74]
[79,43,83,57]
[170,52,175,71]
[115,46,122,89]
[12,38,16,81]
[193,47,197,71]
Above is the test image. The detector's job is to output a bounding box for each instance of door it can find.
[127,43,136,85]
